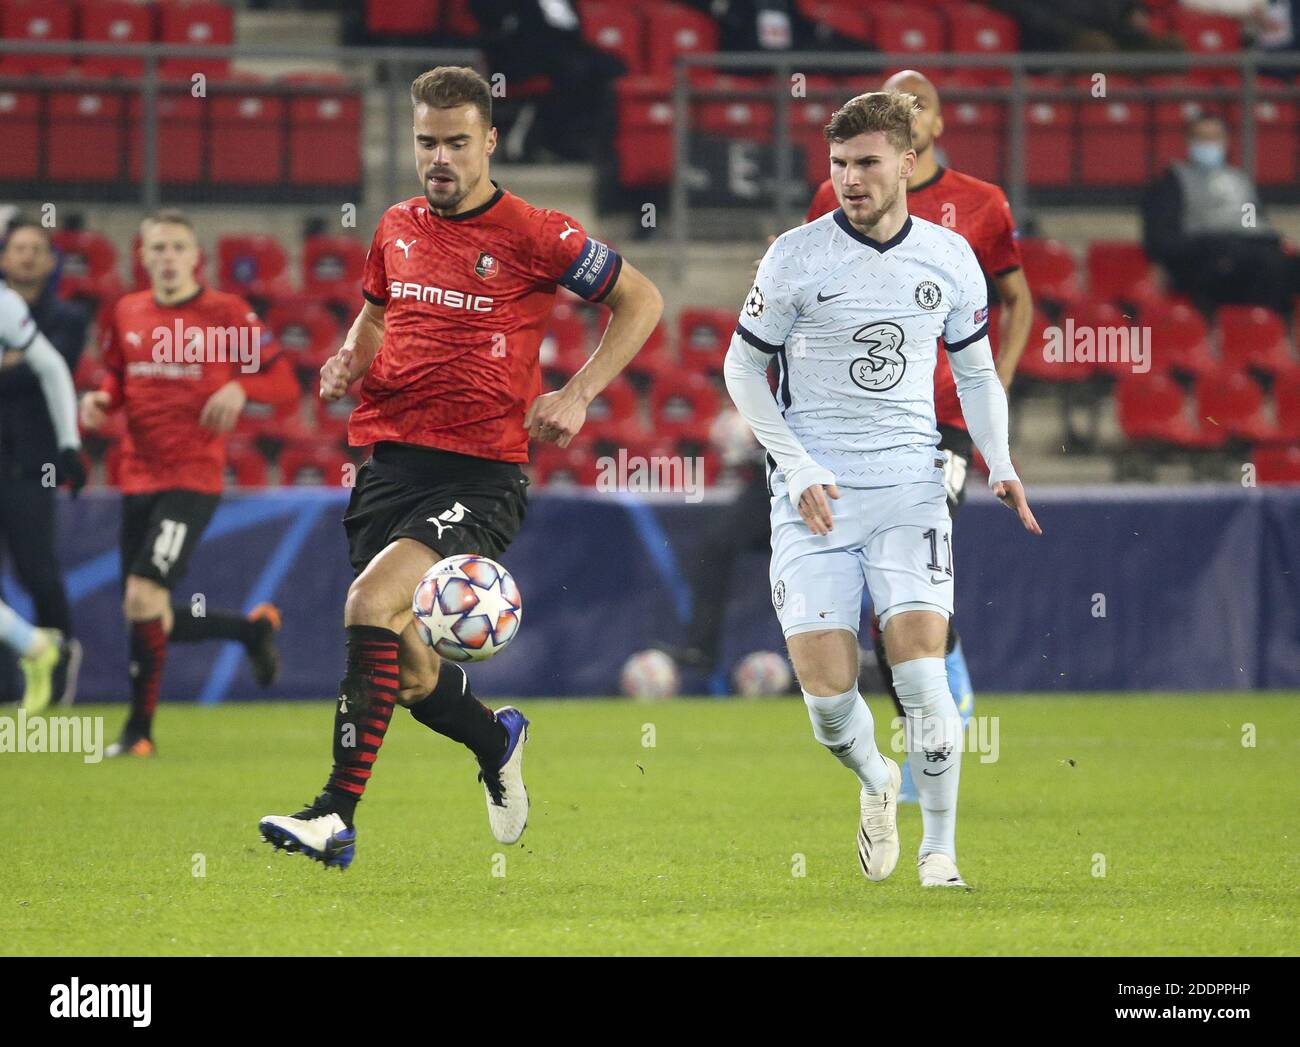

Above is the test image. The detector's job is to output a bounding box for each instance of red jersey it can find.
[99,287,297,495]
[353,187,622,462]
[806,167,1022,431]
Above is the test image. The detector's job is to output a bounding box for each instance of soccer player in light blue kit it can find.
[724,93,1041,888]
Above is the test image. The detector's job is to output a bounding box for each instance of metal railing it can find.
[671,50,1300,246]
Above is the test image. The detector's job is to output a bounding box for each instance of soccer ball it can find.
[732,650,793,697]
[412,555,522,663]
[620,649,679,701]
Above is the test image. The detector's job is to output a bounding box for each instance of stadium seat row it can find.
[0,74,362,189]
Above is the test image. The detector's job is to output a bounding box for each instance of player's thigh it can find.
[345,536,442,632]
[769,493,866,689]
[122,491,218,612]
[861,480,953,656]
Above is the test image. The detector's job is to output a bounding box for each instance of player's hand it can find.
[798,483,840,536]
[199,380,248,433]
[525,387,587,448]
[79,390,111,430]
[992,479,1042,535]
[56,447,86,497]
[320,345,364,402]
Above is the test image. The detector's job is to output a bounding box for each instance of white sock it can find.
[0,598,40,658]
[803,687,893,793]
[892,657,962,860]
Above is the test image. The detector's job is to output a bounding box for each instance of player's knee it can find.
[123,576,167,621]
[787,629,858,696]
[344,576,403,630]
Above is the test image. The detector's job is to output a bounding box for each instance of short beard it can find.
[424,179,467,214]
[859,186,899,230]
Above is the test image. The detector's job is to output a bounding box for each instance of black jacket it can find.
[0,286,88,479]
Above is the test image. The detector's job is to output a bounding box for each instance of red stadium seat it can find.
[1169,10,1241,54]
[265,297,341,373]
[209,77,285,186]
[159,0,233,80]
[1227,84,1299,188]
[1019,238,1081,308]
[1024,81,1074,188]
[1254,444,1300,484]
[217,235,292,301]
[313,392,356,440]
[584,376,640,438]
[579,2,642,74]
[1147,302,1218,378]
[365,0,439,35]
[78,0,155,78]
[541,305,590,365]
[1216,305,1295,375]
[278,441,351,486]
[1195,366,1277,444]
[301,235,367,307]
[51,230,123,305]
[1078,78,1151,187]
[286,74,362,188]
[622,321,673,382]
[614,75,674,187]
[1086,241,1160,311]
[238,391,310,444]
[796,1,872,43]
[645,4,719,77]
[694,74,774,145]
[1,0,74,75]
[1116,372,1222,448]
[678,307,733,376]
[1006,308,1087,383]
[223,435,270,488]
[128,92,205,185]
[872,2,945,52]
[1060,301,1134,379]
[945,3,1019,54]
[47,90,126,183]
[649,371,719,436]
[1272,366,1300,442]
[529,442,600,487]
[441,0,480,37]
[936,91,1005,184]
[0,91,40,179]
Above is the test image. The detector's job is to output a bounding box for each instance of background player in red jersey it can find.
[806,71,1035,801]
[259,67,663,869]
[79,209,299,757]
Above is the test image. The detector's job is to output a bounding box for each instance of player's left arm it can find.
[945,241,1041,535]
[526,217,664,447]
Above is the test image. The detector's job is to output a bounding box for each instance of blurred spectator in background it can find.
[1142,113,1297,315]
[0,217,86,705]
[987,0,1183,50]
[471,0,625,162]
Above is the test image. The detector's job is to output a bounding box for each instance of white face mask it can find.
[1189,140,1227,168]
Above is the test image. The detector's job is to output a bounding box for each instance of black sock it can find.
[169,608,257,646]
[946,622,960,656]
[408,662,507,765]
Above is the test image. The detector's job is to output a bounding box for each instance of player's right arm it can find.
[723,238,839,535]
[320,299,384,402]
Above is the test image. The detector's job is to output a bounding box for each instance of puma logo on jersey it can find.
[395,238,418,258]
[125,331,142,347]
[559,222,580,241]
[427,501,472,539]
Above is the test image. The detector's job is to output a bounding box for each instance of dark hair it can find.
[824,91,917,155]
[1187,112,1227,136]
[410,66,492,127]
[3,215,51,246]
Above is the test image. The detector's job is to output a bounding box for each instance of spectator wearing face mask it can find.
[1141,113,1298,315]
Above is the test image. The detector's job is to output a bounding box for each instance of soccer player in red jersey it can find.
[806,71,1035,800]
[259,67,663,868]
[79,209,299,757]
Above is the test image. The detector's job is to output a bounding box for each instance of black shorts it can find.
[937,424,973,515]
[120,489,220,590]
[343,442,529,576]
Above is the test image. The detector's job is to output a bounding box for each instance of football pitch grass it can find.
[3,693,1296,956]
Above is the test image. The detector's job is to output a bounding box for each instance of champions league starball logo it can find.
[849,321,908,392]
[744,286,765,319]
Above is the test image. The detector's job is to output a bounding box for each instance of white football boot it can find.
[857,756,902,881]
[259,801,356,870]
[918,852,971,889]
[479,707,530,844]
